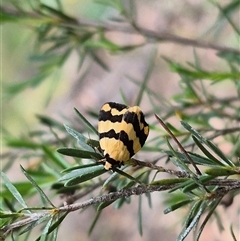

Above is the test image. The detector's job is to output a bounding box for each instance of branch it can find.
[58,183,175,212]
[207,179,240,187]
[1,6,240,55]
[155,114,202,175]
[0,212,48,239]
[1,178,240,239]
[0,184,174,238]
[131,158,190,178]
[75,18,240,54]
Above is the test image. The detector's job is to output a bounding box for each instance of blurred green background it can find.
[2,1,239,241]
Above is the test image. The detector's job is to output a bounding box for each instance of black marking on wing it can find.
[105,154,123,168]
[99,102,128,122]
[99,109,123,122]
[99,129,135,158]
[123,111,148,146]
[107,102,128,111]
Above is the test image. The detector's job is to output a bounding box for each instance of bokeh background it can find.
[2,0,239,241]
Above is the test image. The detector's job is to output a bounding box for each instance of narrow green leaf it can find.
[168,179,192,193]
[181,121,205,140]
[89,51,110,71]
[137,195,143,236]
[51,182,77,195]
[0,12,19,22]
[64,124,96,151]
[230,224,238,241]
[61,163,101,173]
[88,211,102,235]
[20,165,55,207]
[114,196,131,209]
[55,0,63,10]
[21,169,55,182]
[51,225,58,241]
[57,147,102,159]
[83,39,120,51]
[19,213,51,235]
[2,198,16,212]
[40,4,77,22]
[73,108,99,136]
[181,121,234,166]
[166,59,240,81]
[195,197,222,241]
[76,48,87,71]
[6,72,48,94]
[220,0,240,15]
[169,175,214,193]
[39,216,54,241]
[45,212,68,236]
[135,46,157,106]
[146,192,152,209]
[102,171,119,187]
[115,169,143,185]
[59,165,106,186]
[166,123,182,134]
[114,180,137,209]
[164,199,193,214]
[205,167,238,176]
[191,136,224,166]
[1,181,35,200]
[212,0,240,35]
[165,150,220,167]
[6,139,41,149]
[42,146,69,169]
[166,138,196,176]
[182,175,214,193]
[64,170,106,186]
[217,51,240,64]
[1,172,30,212]
[119,88,128,105]
[86,109,98,119]
[86,139,100,148]
[97,200,115,211]
[0,211,23,219]
[184,200,203,228]
[36,114,63,129]
[177,201,207,241]
[78,32,95,45]
[205,139,234,166]
[45,42,71,57]
[214,209,225,232]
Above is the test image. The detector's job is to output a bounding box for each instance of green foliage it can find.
[1,1,240,241]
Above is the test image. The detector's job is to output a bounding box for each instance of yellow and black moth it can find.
[98,102,149,170]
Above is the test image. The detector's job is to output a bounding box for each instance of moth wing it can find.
[123,106,149,154]
[98,102,149,170]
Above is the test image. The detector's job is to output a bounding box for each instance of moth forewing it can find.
[98,102,149,170]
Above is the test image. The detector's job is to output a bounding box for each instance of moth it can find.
[98,102,149,170]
